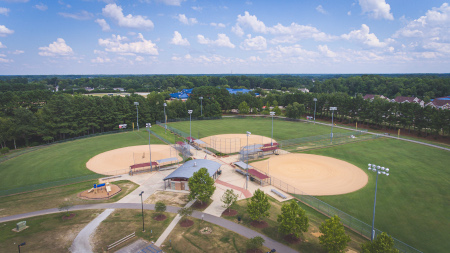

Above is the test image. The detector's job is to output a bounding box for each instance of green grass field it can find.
[304,138,449,253]
[0,130,164,190]
[167,117,351,141]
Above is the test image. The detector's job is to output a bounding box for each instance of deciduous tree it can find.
[277,201,309,238]
[247,189,271,222]
[319,215,350,253]
[188,167,216,204]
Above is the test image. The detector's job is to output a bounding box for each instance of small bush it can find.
[246,236,265,250]
[0,147,10,154]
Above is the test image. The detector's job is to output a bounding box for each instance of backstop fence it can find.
[267,174,423,253]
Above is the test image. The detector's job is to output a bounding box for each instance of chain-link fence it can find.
[268,175,423,253]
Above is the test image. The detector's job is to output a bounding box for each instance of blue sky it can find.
[0,0,449,74]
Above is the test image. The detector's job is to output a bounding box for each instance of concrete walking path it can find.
[154,199,195,247]
[0,203,297,253]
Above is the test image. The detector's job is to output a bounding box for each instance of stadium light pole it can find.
[146,123,152,171]
[368,164,390,241]
[139,191,145,232]
[330,107,337,143]
[199,97,203,116]
[163,103,167,134]
[313,98,317,124]
[246,131,251,190]
[188,110,193,156]
[270,111,275,146]
[134,102,139,131]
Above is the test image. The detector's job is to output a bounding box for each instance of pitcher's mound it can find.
[251,154,368,196]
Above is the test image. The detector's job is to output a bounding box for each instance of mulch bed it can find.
[284,234,301,244]
[153,214,167,221]
[246,249,264,253]
[250,220,268,229]
[192,201,210,210]
[222,209,238,216]
[62,213,76,220]
[180,219,194,227]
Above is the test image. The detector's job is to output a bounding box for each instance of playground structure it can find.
[78,178,122,200]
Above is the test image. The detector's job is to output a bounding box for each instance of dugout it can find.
[163,159,221,191]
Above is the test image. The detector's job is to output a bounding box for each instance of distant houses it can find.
[363,94,449,110]
[169,88,255,100]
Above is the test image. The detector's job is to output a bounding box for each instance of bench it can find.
[271,189,287,199]
[235,169,247,176]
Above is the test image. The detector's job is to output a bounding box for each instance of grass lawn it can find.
[222,196,367,252]
[93,209,176,252]
[0,180,138,217]
[0,131,164,190]
[303,138,450,253]
[0,210,101,252]
[167,117,351,141]
[161,217,269,253]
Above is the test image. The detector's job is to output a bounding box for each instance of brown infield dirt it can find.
[251,153,368,196]
[200,134,273,154]
[153,214,167,221]
[86,145,182,175]
[180,219,194,227]
[221,209,238,216]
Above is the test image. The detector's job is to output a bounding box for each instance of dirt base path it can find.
[86,145,181,175]
[251,153,368,196]
[200,134,274,153]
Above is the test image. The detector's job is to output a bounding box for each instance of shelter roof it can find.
[163,159,221,180]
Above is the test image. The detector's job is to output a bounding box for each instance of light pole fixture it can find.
[134,102,139,131]
[18,242,26,253]
[139,191,145,232]
[188,110,193,142]
[313,98,317,124]
[146,123,152,171]
[163,103,167,134]
[270,111,275,146]
[367,164,390,241]
[329,107,337,143]
[246,131,251,190]
[199,97,203,116]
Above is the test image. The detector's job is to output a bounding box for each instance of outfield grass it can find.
[0,131,164,190]
[304,138,449,253]
[167,117,351,140]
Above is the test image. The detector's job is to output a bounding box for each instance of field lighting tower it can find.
[313,98,317,124]
[270,111,275,146]
[330,107,337,143]
[134,102,139,131]
[246,131,251,190]
[146,123,153,171]
[199,97,203,116]
[188,110,193,156]
[163,103,167,133]
[139,191,145,232]
[367,164,390,241]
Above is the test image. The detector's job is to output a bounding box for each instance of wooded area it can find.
[0,75,449,150]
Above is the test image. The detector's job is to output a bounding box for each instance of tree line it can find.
[1,85,449,150]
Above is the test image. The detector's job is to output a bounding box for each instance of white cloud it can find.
[0,0,28,2]
[240,34,267,50]
[135,56,144,62]
[0,7,10,15]
[95,19,111,31]
[267,44,318,60]
[347,11,351,16]
[176,14,198,25]
[58,1,71,8]
[248,56,261,61]
[156,0,186,6]
[11,49,24,54]
[318,45,337,57]
[0,25,14,37]
[0,57,12,63]
[35,3,47,11]
[316,5,327,14]
[232,11,335,42]
[0,41,5,48]
[91,56,111,63]
[192,6,202,11]
[98,33,158,55]
[59,10,93,20]
[358,0,393,20]
[38,38,74,57]
[341,24,387,47]
[170,31,190,46]
[103,3,154,29]
[210,22,226,28]
[197,33,235,48]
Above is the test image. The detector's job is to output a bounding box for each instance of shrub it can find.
[0,147,10,154]
[246,236,265,250]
